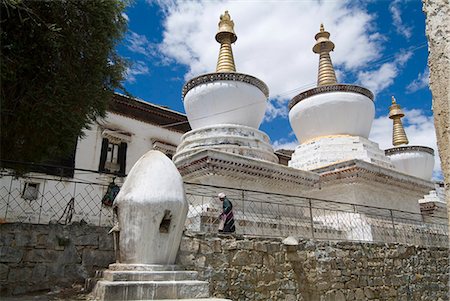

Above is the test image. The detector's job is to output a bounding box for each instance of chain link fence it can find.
[0,170,448,247]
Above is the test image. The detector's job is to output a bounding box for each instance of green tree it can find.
[1,0,128,166]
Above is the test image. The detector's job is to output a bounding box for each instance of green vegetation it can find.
[1,0,128,165]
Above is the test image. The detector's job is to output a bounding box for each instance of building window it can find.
[22,182,40,200]
[99,138,127,175]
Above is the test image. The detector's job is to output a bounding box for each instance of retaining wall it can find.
[1,223,448,300]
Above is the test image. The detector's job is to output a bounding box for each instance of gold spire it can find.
[215,11,237,72]
[389,96,409,146]
[313,24,337,86]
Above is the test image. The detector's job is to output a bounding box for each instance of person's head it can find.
[218,192,226,201]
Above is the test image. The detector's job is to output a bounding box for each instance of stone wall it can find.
[1,224,448,300]
[177,232,449,301]
[423,0,450,229]
[0,223,114,296]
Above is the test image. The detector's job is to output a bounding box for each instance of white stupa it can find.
[288,24,392,170]
[384,96,434,180]
[173,11,278,164]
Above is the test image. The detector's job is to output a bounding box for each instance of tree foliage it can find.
[1,0,128,165]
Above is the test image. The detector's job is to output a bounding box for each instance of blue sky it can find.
[117,0,439,176]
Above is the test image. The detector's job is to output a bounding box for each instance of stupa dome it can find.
[384,97,435,180]
[288,25,375,144]
[182,11,268,130]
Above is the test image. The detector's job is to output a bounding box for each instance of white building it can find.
[0,94,190,226]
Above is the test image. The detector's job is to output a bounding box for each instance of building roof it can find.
[109,93,191,133]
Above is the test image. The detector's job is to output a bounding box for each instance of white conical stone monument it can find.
[114,150,188,264]
[93,150,226,300]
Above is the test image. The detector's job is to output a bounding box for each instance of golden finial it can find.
[389,96,409,146]
[215,11,237,72]
[313,24,337,86]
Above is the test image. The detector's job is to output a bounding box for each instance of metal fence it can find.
[184,183,449,247]
[0,170,114,226]
[0,170,448,247]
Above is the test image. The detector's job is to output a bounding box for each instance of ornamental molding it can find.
[385,146,435,156]
[288,84,374,110]
[182,72,269,100]
[175,150,319,188]
[102,129,132,144]
[315,160,434,193]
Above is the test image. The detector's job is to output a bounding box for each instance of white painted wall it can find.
[76,112,183,174]
[1,111,185,226]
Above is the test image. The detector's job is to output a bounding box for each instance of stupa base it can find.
[173,124,279,164]
[289,135,393,170]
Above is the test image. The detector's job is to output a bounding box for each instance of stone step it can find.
[103,270,199,281]
[108,263,182,271]
[94,280,209,300]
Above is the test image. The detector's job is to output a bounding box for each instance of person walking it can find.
[218,192,235,233]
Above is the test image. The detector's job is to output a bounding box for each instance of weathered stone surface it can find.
[423,0,450,227]
[0,263,9,281]
[176,234,449,301]
[0,223,116,296]
[2,247,25,265]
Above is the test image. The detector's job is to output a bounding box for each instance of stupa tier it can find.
[384,97,434,180]
[173,11,278,164]
[288,25,392,170]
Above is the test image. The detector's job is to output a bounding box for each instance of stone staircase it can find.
[92,263,230,301]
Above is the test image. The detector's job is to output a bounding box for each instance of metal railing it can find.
[0,170,448,247]
[0,170,115,226]
[184,182,448,247]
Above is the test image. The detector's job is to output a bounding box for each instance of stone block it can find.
[180,238,200,253]
[8,267,32,282]
[64,264,88,280]
[0,246,24,263]
[0,232,14,247]
[199,241,214,254]
[24,249,59,263]
[0,263,9,281]
[32,264,47,279]
[231,250,252,266]
[74,233,99,246]
[82,249,114,268]
[14,232,34,247]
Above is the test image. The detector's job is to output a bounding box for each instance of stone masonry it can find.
[177,232,449,301]
[423,0,450,228]
[0,222,114,296]
[1,223,448,300]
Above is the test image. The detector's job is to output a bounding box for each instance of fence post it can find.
[4,176,14,220]
[37,180,46,224]
[390,209,397,242]
[241,189,245,216]
[309,199,315,239]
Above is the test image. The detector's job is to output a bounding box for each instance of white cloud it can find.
[264,99,288,122]
[369,109,441,178]
[121,13,129,22]
[126,31,157,59]
[272,138,298,151]
[155,0,384,105]
[389,0,412,39]
[125,61,149,83]
[406,67,429,93]
[357,51,412,95]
